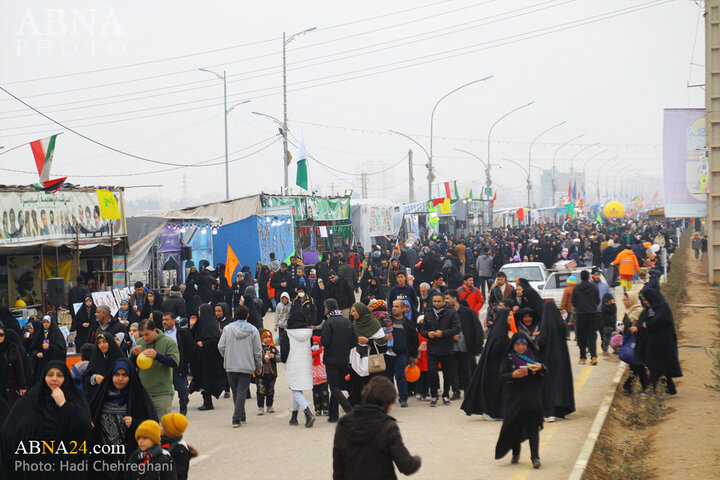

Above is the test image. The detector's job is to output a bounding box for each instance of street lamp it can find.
[389,129,431,195]
[199,68,251,201]
[283,27,316,194]
[551,134,584,204]
[582,149,608,202]
[486,101,534,228]
[569,142,599,186]
[601,157,622,202]
[428,76,493,201]
[528,121,566,211]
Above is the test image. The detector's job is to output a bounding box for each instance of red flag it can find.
[225,244,240,286]
[444,182,452,198]
[493,191,497,202]
[516,208,524,222]
[432,198,445,206]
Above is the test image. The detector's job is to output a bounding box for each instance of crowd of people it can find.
[0,216,685,478]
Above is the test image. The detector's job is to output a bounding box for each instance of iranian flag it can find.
[30,135,58,182]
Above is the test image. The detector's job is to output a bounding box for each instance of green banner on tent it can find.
[262,195,350,221]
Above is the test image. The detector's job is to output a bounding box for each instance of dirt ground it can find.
[645,254,720,478]
[586,247,720,479]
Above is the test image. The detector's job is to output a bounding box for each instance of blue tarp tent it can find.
[213,214,294,272]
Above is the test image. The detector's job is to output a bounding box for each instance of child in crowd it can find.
[257,329,279,415]
[160,413,198,480]
[414,316,430,401]
[275,292,291,335]
[600,293,617,357]
[71,343,94,395]
[127,419,176,480]
[311,336,329,416]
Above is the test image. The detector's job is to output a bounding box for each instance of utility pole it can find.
[706,0,720,282]
[408,149,415,203]
[361,172,368,199]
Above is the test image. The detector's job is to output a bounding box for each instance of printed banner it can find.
[0,189,126,247]
[662,109,708,218]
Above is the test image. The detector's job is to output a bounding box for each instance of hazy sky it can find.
[0,0,705,212]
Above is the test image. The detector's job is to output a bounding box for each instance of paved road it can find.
[182,300,623,479]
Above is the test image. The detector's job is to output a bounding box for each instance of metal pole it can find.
[408,149,415,203]
[569,142,599,191]
[486,101,534,228]
[223,71,229,200]
[282,32,289,194]
[552,134,584,205]
[528,121,566,210]
[429,76,493,206]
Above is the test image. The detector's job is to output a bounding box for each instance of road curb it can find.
[567,361,626,480]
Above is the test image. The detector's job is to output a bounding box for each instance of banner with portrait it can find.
[0,189,126,247]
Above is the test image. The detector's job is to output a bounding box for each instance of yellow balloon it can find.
[603,201,625,218]
[136,352,153,370]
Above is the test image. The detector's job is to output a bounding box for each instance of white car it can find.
[538,269,614,308]
[498,262,549,292]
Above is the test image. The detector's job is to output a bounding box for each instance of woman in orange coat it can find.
[611,245,640,291]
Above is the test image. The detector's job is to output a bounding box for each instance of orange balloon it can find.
[405,364,421,383]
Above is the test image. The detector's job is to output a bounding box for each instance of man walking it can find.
[218,305,262,428]
[571,270,600,365]
[162,312,193,415]
[320,299,355,422]
[133,318,180,418]
[419,291,461,406]
[457,274,483,317]
[590,267,612,356]
[475,248,494,297]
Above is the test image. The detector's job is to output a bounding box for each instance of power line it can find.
[0,0,457,101]
[0,0,557,118]
[0,135,280,178]
[3,1,672,137]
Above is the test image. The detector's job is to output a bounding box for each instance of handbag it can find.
[619,333,637,365]
[368,341,386,374]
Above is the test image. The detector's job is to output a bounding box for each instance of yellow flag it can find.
[96,189,121,219]
[439,198,452,214]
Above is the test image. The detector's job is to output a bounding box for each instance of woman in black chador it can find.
[0,361,92,479]
[495,332,546,469]
[536,301,575,420]
[28,315,66,385]
[87,358,157,479]
[461,308,512,419]
[190,303,227,410]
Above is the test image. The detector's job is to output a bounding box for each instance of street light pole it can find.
[528,121,566,214]
[429,76,493,201]
[199,68,230,200]
[569,142,599,188]
[283,27,316,194]
[551,134,584,205]
[486,101,534,228]
[582,149,608,201]
[389,130,431,199]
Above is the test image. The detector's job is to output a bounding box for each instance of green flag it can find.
[295,135,308,190]
[595,213,603,224]
[564,202,575,218]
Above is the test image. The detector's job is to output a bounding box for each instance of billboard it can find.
[663,109,708,218]
[0,189,126,247]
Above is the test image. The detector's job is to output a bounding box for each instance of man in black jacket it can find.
[571,269,601,365]
[389,300,419,407]
[67,275,88,326]
[445,291,484,398]
[419,291,461,406]
[92,305,126,344]
[270,262,292,302]
[162,312,193,415]
[320,299,355,422]
[161,285,187,319]
[326,271,355,317]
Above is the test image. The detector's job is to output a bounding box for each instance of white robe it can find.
[285,328,313,391]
